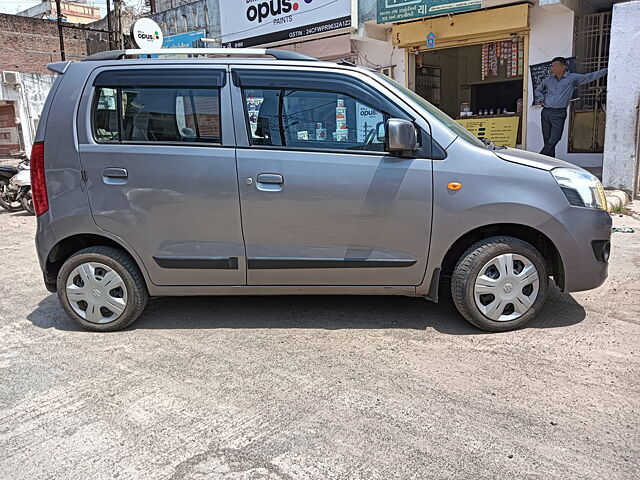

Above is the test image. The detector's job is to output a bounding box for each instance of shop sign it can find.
[455,116,519,148]
[377,0,482,24]
[130,18,164,50]
[426,32,435,48]
[163,30,206,48]
[221,0,354,48]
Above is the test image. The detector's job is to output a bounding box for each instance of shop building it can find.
[0,13,86,158]
[378,0,640,189]
[383,0,617,171]
[390,4,530,149]
[16,0,101,25]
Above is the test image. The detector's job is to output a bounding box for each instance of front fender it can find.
[419,138,609,294]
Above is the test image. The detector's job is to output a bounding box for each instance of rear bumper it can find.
[35,214,58,291]
[554,207,611,292]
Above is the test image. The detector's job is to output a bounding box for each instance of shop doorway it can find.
[569,11,611,153]
[414,39,526,147]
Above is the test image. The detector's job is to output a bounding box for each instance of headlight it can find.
[551,168,607,210]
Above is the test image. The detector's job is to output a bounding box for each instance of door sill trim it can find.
[146,284,419,297]
[247,257,417,269]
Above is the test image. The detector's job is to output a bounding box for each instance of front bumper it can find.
[552,207,611,292]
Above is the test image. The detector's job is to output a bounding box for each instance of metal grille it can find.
[569,11,611,153]
[573,12,611,109]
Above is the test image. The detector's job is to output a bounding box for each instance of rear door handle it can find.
[256,173,283,184]
[102,167,128,185]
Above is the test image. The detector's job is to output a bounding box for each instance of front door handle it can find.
[256,173,283,184]
[102,167,128,185]
[255,173,284,192]
[103,168,128,178]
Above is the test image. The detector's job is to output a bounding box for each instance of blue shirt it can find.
[534,68,608,109]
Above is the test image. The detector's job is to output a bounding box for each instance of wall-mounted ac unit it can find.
[2,71,20,85]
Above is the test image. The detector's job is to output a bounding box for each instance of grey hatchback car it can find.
[32,48,611,332]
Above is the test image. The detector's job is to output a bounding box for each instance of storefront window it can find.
[374,72,485,148]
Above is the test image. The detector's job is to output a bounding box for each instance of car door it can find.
[231,67,433,286]
[77,66,245,286]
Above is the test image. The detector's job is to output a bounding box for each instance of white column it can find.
[602,1,640,193]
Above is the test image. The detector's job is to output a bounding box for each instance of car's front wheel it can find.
[57,246,148,332]
[451,236,549,332]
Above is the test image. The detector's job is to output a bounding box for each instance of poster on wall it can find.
[221,0,354,48]
[455,116,520,148]
[377,0,482,24]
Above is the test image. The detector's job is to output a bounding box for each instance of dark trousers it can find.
[540,107,567,157]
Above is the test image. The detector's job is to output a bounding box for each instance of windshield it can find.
[374,72,486,148]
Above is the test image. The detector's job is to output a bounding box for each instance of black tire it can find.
[21,190,34,214]
[0,193,22,212]
[56,246,148,332]
[451,236,549,332]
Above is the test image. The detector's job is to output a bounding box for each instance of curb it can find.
[605,190,630,213]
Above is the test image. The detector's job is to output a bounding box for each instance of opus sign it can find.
[221,0,354,48]
[377,0,482,23]
[130,18,164,50]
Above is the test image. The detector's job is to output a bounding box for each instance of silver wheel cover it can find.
[473,253,540,322]
[65,262,128,324]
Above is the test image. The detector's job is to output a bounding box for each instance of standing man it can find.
[535,57,607,157]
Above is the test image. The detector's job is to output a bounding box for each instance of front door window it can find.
[243,88,388,153]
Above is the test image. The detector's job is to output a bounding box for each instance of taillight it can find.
[30,141,48,216]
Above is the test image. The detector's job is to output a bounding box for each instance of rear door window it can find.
[91,69,225,145]
[119,87,220,143]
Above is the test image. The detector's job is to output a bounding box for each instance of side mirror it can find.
[387,118,417,155]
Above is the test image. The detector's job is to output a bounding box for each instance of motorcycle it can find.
[0,153,33,214]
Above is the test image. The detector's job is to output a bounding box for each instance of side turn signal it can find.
[447,182,463,191]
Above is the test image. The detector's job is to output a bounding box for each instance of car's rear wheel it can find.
[57,246,148,332]
[451,236,549,332]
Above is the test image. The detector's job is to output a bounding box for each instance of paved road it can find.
[1,208,639,479]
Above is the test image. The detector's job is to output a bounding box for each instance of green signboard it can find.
[377,0,482,24]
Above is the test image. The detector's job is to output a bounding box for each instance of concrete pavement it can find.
[0,207,639,479]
